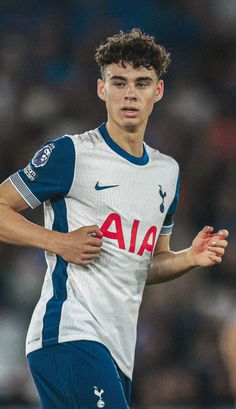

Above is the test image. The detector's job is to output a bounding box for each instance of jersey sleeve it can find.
[9,135,75,209]
[160,171,180,236]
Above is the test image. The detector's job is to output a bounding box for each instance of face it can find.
[97,62,164,133]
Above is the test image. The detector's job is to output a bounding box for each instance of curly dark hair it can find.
[95,28,171,79]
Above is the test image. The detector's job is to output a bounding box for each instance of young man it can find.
[0,29,228,408]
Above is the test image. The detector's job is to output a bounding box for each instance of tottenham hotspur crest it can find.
[158,185,167,213]
[94,386,105,408]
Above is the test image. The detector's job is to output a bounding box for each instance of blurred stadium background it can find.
[0,0,235,408]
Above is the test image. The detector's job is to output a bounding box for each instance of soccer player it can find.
[0,29,228,408]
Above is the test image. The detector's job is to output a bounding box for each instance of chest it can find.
[70,148,176,228]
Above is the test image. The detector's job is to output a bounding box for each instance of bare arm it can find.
[147,226,229,285]
[0,179,102,266]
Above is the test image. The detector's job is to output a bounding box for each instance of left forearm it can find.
[147,226,229,285]
[147,248,197,285]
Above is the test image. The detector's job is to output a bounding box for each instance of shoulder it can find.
[32,134,75,167]
[32,126,102,169]
[145,143,179,172]
[68,128,103,150]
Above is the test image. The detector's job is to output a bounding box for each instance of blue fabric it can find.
[28,340,131,409]
[98,122,149,166]
[163,171,180,227]
[42,198,69,347]
[168,172,180,216]
[17,135,75,203]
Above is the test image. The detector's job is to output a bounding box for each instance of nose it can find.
[124,85,137,101]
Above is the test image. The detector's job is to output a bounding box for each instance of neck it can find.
[106,119,147,157]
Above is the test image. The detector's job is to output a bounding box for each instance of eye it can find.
[136,82,148,88]
[113,81,126,88]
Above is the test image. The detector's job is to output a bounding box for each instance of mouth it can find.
[121,107,139,117]
[121,107,139,112]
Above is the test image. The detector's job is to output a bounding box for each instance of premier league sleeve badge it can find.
[32,143,55,168]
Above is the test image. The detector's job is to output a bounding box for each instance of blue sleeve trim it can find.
[12,136,75,204]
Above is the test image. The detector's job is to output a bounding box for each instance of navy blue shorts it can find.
[28,340,131,409]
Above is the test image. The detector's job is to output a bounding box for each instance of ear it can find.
[97,79,106,102]
[154,80,164,103]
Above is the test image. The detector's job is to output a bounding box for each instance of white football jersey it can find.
[9,123,179,379]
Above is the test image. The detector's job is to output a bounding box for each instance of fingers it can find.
[80,251,101,265]
[64,249,101,266]
[207,246,225,257]
[207,236,228,263]
[82,254,99,261]
[208,237,228,255]
[199,226,214,238]
[78,227,103,264]
[218,229,229,239]
[192,226,228,267]
[84,245,102,254]
[84,224,103,238]
[87,237,103,247]
[209,254,222,264]
[209,239,228,249]
[61,224,104,266]
[203,226,214,234]
[201,226,229,239]
[85,226,103,249]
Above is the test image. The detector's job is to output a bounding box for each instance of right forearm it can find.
[0,204,61,253]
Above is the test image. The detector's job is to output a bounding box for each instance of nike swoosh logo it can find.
[95,182,119,191]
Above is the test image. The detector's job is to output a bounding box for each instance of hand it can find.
[188,226,229,267]
[57,225,103,266]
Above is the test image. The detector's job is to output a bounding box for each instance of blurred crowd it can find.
[0,0,235,407]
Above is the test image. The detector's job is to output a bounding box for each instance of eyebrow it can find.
[110,75,154,82]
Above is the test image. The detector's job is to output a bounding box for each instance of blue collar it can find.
[98,123,149,166]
